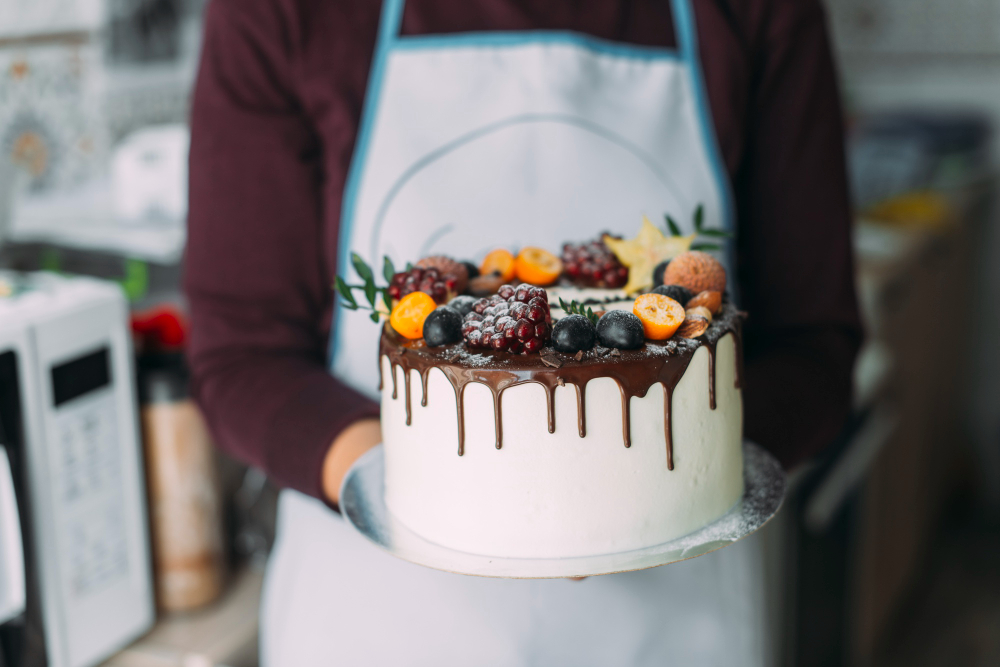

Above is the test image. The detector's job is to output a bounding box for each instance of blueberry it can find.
[596,310,644,349]
[551,315,597,353]
[652,284,693,306]
[461,261,480,280]
[652,260,671,288]
[423,306,463,346]
[448,295,477,318]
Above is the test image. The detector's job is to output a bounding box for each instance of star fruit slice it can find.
[603,215,695,294]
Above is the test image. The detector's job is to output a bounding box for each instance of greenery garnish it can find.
[558,297,600,326]
[335,252,394,322]
[665,204,732,252]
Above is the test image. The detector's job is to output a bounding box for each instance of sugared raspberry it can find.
[462,283,551,353]
[560,234,628,288]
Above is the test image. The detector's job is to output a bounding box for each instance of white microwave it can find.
[0,272,154,667]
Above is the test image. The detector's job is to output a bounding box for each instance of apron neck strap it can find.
[378,0,407,49]
[670,0,699,64]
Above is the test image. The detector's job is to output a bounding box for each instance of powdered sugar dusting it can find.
[668,443,785,557]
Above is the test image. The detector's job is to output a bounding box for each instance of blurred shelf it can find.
[8,175,185,264]
[100,565,263,667]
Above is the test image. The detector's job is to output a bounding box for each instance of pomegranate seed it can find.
[527,306,544,323]
[524,337,542,352]
[515,319,532,339]
[528,287,547,302]
[534,323,548,338]
[499,284,516,299]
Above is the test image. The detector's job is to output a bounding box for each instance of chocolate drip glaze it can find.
[420,368,430,407]
[663,385,674,470]
[403,368,413,426]
[708,350,716,410]
[379,304,744,468]
[575,383,587,438]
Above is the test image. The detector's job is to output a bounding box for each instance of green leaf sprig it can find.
[664,204,732,252]
[335,253,396,323]
[558,297,600,326]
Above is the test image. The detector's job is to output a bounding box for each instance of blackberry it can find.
[652,260,671,288]
[551,314,596,353]
[460,260,480,280]
[561,234,628,288]
[596,310,644,350]
[448,295,477,317]
[462,283,551,353]
[651,284,693,306]
[423,306,463,347]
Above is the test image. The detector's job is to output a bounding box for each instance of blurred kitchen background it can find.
[0,0,999,665]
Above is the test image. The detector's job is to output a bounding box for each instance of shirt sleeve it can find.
[732,0,864,467]
[184,0,379,499]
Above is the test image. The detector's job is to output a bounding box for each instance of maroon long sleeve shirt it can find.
[185,0,862,500]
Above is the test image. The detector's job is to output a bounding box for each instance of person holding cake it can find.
[185,0,861,664]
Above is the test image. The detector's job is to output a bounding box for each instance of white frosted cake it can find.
[338,224,745,559]
[378,282,744,559]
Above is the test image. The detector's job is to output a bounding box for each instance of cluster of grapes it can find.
[387,266,455,304]
[561,236,628,288]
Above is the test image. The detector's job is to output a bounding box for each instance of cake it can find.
[343,219,745,559]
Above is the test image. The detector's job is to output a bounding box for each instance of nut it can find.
[675,315,710,339]
[687,290,722,314]
[468,273,505,296]
[686,306,713,322]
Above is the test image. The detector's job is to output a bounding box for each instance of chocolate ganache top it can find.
[379,302,745,469]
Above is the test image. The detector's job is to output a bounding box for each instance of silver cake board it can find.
[341,440,786,579]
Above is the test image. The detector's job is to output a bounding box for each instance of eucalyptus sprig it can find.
[558,297,599,326]
[664,204,732,252]
[334,253,396,323]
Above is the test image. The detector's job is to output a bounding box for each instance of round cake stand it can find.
[340,440,786,579]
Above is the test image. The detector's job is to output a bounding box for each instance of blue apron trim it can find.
[394,30,681,61]
[330,0,405,365]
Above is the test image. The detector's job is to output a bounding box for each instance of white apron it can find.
[263,0,773,663]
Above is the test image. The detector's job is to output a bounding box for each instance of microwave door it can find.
[0,445,25,626]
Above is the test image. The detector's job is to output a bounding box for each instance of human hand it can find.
[322,418,382,505]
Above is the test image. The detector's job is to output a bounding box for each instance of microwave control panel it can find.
[49,349,130,598]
